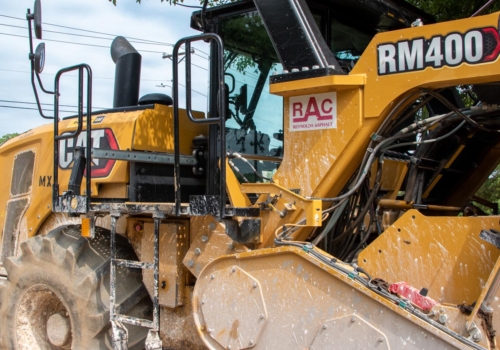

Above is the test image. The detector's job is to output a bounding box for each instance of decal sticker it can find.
[377,24,500,75]
[38,175,52,187]
[58,128,118,178]
[289,92,337,132]
[93,116,105,124]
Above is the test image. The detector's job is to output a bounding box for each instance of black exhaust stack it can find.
[111,36,141,108]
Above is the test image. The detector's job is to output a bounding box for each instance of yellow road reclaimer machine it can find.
[3,0,500,348]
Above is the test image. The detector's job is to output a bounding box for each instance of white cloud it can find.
[0,0,209,135]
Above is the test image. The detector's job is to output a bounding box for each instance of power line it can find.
[0,14,210,55]
[0,68,168,82]
[0,32,166,53]
[0,23,173,48]
[0,14,172,45]
[172,3,202,9]
[192,62,208,71]
[0,99,109,110]
[0,105,75,113]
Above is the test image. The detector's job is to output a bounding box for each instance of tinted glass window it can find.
[220,11,283,181]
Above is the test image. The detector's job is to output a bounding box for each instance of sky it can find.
[0,0,210,136]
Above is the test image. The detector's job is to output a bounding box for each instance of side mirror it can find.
[225,73,235,94]
[234,84,248,114]
[34,43,45,73]
[34,0,42,39]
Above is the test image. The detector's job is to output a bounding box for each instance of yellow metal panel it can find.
[0,126,53,241]
[240,183,322,227]
[351,13,500,119]
[193,246,474,349]
[95,183,128,199]
[132,104,208,155]
[274,88,365,198]
[270,74,366,97]
[0,106,155,242]
[142,223,187,308]
[369,159,408,194]
[81,217,92,238]
[422,174,442,199]
[444,145,466,169]
[359,210,500,305]
[225,161,251,207]
[56,109,140,196]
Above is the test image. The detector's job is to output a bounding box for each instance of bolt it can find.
[227,242,235,250]
[473,333,482,341]
[201,235,209,243]
[187,260,194,268]
[231,267,236,273]
[252,283,257,289]
[201,300,205,305]
[249,340,253,346]
[227,346,231,350]
[322,324,327,330]
[194,248,201,256]
[259,314,264,320]
[200,325,205,331]
[210,274,215,280]
[209,223,216,230]
[378,338,384,343]
[351,317,356,323]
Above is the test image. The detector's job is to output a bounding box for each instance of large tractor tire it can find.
[0,225,152,349]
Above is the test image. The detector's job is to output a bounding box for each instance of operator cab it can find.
[191,0,434,183]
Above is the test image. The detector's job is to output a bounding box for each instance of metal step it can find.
[115,314,154,328]
[113,259,153,270]
[110,213,161,350]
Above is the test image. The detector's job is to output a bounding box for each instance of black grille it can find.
[0,198,29,263]
[484,32,497,57]
[10,150,35,197]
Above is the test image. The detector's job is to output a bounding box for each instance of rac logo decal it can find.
[58,128,118,178]
[289,92,337,132]
[377,23,500,75]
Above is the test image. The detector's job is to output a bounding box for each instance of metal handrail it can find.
[53,64,93,212]
[173,33,227,218]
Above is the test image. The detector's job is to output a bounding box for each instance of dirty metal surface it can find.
[227,219,261,244]
[200,266,267,350]
[142,223,187,308]
[359,210,500,305]
[183,217,249,278]
[309,314,389,350]
[193,246,472,350]
[465,253,500,345]
[159,287,207,349]
[479,229,500,249]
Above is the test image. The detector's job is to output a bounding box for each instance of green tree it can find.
[406,0,500,21]
[112,0,500,22]
[110,0,234,6]
[0,133,19,145]
[475,165,500,213]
